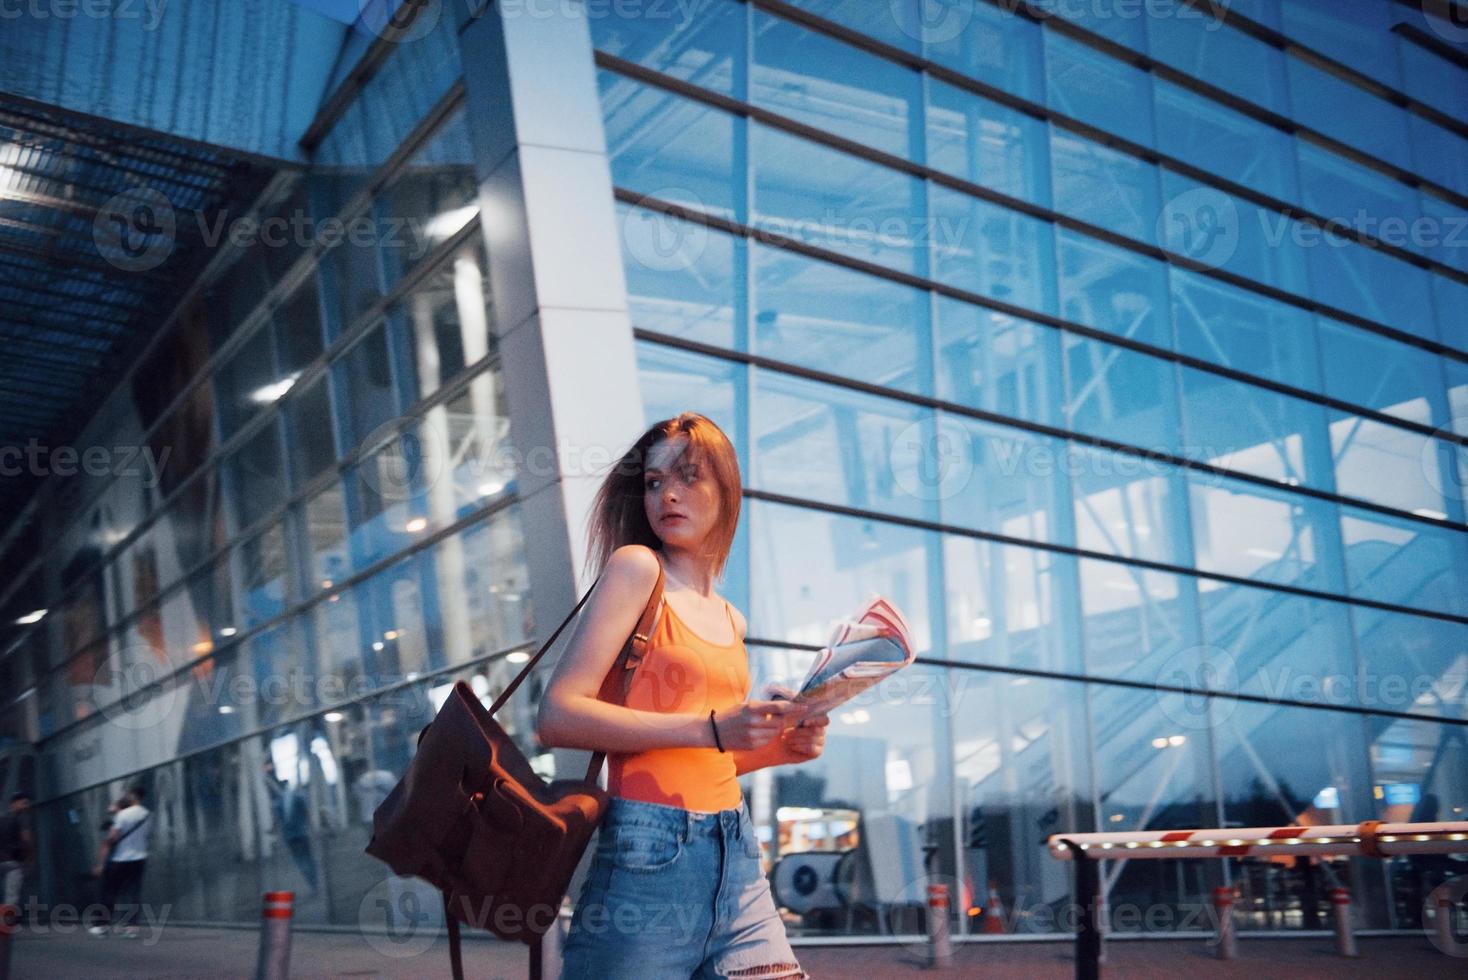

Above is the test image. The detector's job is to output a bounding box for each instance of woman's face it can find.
[644,435,722,552]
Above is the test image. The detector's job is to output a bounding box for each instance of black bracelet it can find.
[708,709,726,753]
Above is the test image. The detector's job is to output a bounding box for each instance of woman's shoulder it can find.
[717,592,747,640]
[601,545,663,595]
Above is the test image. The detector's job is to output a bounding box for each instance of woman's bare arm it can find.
[535,544,715,754]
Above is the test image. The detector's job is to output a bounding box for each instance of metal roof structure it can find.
[0,95,274,524]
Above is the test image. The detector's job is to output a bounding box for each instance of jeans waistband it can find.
[605,796,750,840]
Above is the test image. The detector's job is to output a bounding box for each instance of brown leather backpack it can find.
[365,561,664,980]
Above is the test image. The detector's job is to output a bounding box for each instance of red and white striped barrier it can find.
[1047,820,1468,861]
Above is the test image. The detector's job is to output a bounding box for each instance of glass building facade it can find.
[1,0,1465,944]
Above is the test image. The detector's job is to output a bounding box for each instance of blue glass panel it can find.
[927,78,1050,207]
[750,499,940,654]
[1034,0,1146,51]
[1369,718,1468,860]
[1157,171,1308,294]
[1341,508,1468,617]
[618,202,742,351]
[587,0,743,94]
[940,415,1073,546]
[1286,57,1410,171]
[1153,81,1298,202]
[1353,607,1468,720]
[1057,229,1171,347]
[1447,359,1468,437]
[1064,334,1181,454]
[930,184,1056,313]
[1199,580,1357,705]
[1316,317,1450,428]
[753,123,926,276]
[1408,113,1468,199]
[637,341,746,473]
[945,537,1083,673]
[754,242,930,393]
[781,0,922,53]
[600,71,740,221]
[1145,13,1289,114]
[1189,473,1346,592]
[1213,702,1374,840]
[1431,275,1468,357]
[1296,143,1420,252]
[926,2,1044,104]
[1331,414,1466,530]
[1043,31,1154,148]
[752,371,933,522]
[1071,447,1193,566]
[1079,557,1200,684]
[1050,131,1160,245]
[1418,192,1468,276]
[1305,235,1437,344]
[1279,0,1401,89]
[934,297,1065,428]
[1398,37,1468,122]
[1179,366,1334,490]
[1170,269,1320,390]
[752,8,921,161]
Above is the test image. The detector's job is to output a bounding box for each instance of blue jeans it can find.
[561,797,808,979]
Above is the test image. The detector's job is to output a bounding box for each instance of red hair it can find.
[585,412,741,581]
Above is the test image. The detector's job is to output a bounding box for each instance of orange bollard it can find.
[926,883,951,968]
[1329,887,1357,958]
[255,891,294,980]
[1212,886,1237,960]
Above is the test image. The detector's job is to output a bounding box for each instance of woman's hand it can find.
[780,713,829,761]
[713,700,800,751]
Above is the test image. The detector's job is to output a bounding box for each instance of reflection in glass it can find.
[945,537,1082,674]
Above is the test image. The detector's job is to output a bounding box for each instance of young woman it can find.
[537,412,825,980]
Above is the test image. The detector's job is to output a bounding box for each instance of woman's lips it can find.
[661,514,686,523]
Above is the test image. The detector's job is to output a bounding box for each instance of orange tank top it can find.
[606,589,750,812]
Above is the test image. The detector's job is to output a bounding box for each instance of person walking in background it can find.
[87,785,151,938]
[0,793,34,911]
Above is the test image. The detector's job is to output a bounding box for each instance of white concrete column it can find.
[456,5,645,763]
